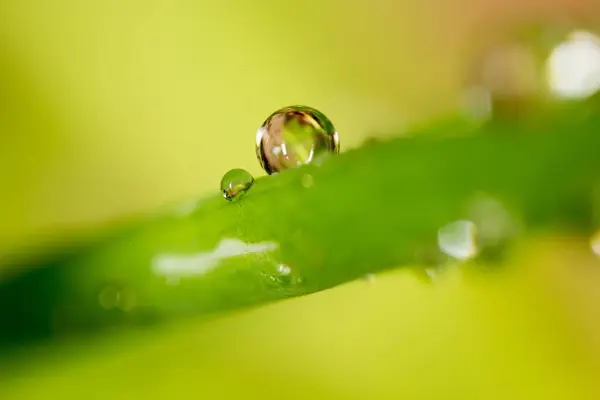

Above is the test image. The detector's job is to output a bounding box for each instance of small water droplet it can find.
[277,264,291,275]
[256,105,340,174]
[220,168,254,200]
[424,268,438,279]
[118,287,137,312]
[301,173,314,188]
[98,286,120,309]
[467,194,520,263]
[590,230,600,256]
[411,265,445,284]
[172,199,199,216]
[363,273,376,283]
[437,220,478,261]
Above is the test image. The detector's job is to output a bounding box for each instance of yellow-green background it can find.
[1,1,600,398]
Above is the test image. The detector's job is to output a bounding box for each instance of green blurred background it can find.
[2,0,600,398]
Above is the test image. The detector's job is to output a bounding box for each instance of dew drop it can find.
[118,287,137,312]
[277,264,291,275]
[437,220,478,261]
[98,286,120,309]
[301,173,314,188]
[256,105,340,174]
[590,230,600,256]
[220,168,254,201]
[467,195,520,263]
[363,273,376,283]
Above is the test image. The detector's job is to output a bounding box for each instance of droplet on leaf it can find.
[301,173,314,188]
[590,230,600,257]
[220,168,254,201]
[437,220,478,261]
[256,105,339,174]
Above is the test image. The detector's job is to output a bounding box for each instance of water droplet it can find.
[172,199,199,216]
[256,105,340,174]
[437,220,478,261]
[363,273,376,283]
[301,173,314,188]
[263,263,303,287]
[469,196,518,239]
[277,264,291,275]
[411,265,446,284]
[117,287,137,312]
[220,168,254,200]
[98,286,120,309]
[590,230,600,256]
[467,194,520,263]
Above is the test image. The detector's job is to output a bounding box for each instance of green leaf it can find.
[1,104,600,349]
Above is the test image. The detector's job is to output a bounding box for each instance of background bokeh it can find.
[2,0,600,398]
[1,0,599,249]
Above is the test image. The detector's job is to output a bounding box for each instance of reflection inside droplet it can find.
[220,168,254,201]
[437,220,478,261]
[546,30,600,99]
[256,105,340,174]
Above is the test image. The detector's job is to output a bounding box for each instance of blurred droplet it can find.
[220,168,254,201]
[461,86,493,121]
[468,195,520,263]
[172,199,199,217]
[256,105,339,174]
[301,173,314,188]
[590,230,600,256]
[463,39,541,120]
[363,273,376,283]
[462,22,585,120]
[98,286,120,309]
[411,266,445,284]
[117,287,137,312]
[468,195,519,245]
[264,263,304,287]
[437,220,478,261]
[546,30,600,99]
[277,264,291,275]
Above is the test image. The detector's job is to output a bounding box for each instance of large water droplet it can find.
[220,168,254,201]
[256,105,340,174]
